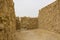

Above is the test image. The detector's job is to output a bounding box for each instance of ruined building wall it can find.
[21,17,38,30]
[38,0,60,33]
[0,0,16,40]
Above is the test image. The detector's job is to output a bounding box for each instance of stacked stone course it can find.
[21,17,38,30]
[16,17,38,30]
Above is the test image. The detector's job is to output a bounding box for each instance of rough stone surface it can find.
[38,0,60,33]
[16,17,21,30]
[0,0,16,40]
[20,17,38,30]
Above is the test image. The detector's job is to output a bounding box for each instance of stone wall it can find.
[0,0,16,40]
[38,0,60,33]
[21,17,38,30]
[16,17,21,30]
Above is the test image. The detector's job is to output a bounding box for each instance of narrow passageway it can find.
[15,29,60,40]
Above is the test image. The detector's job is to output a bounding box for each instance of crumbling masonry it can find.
[0,0,16,40]
[0,0,60,40]
[21,17,38,30]
[16,17,38,30]
[38,0,60,33]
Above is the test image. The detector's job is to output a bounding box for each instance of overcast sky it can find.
[13,0,56,17]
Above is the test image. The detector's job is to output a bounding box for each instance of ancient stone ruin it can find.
[38,0,60,33]
[21,17,38,30]
[16,17,38,30]
[0,0,16,40]
[0,0,60,40]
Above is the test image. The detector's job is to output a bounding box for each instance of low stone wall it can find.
[21,17,38,30]
[16,17,38,30]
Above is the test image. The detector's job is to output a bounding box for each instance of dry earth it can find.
[15,29,60,40]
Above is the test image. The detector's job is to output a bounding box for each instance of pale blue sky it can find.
[13,0,56,17]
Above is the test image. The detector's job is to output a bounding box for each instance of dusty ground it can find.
[15,29,60,40]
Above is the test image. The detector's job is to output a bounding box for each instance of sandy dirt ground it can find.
[15,29,60,40]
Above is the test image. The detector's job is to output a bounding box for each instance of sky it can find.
[13,0,56,17]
